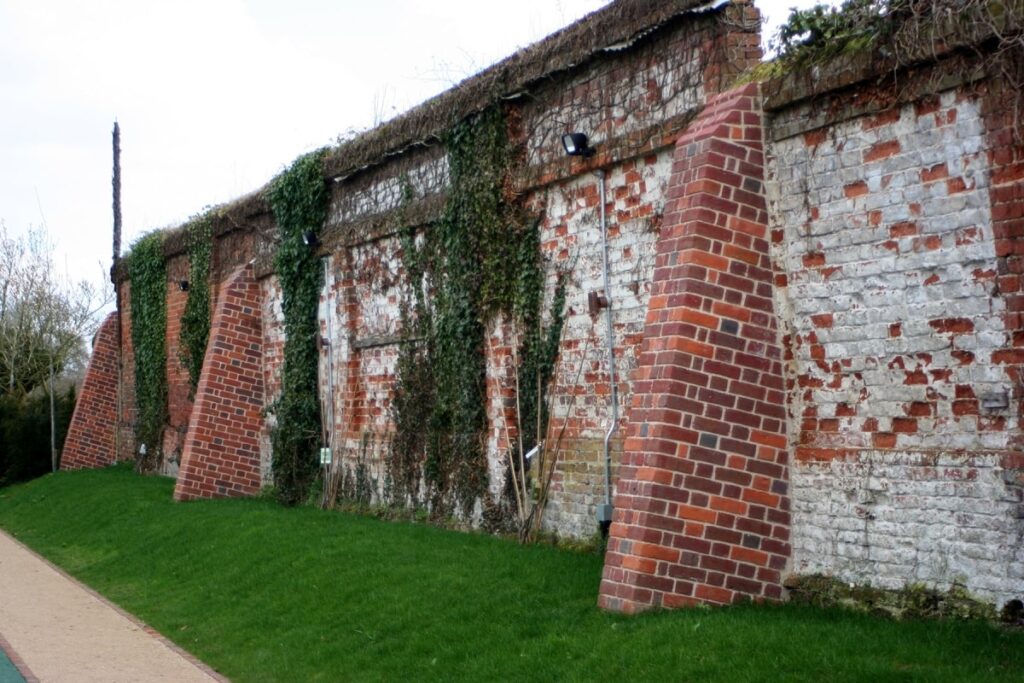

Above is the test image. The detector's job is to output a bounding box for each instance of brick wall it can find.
[174,263,264,500]
[766,81,1023,607]
[985,79,1024,446]
[528,154,668,537]
[332,242,406,478]
[259,275,284,485]
[115,281,135,463]
[985,82,1024,600]
[278,7,753,527]
[600,83,790,612]
[61,312,120,470]
[162,254,192,476]
[66,0,1021,612]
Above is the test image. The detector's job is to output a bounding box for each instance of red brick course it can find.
[173,264,264,500]
[983,82,1024,449]
[599,83,790,612]
[61,312,120,470]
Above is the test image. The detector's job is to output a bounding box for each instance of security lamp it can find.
[178,280,189,292]
[561,132,595,157]
[302,230,321,248]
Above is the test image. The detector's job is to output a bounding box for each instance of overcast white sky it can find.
[0,0,828,289]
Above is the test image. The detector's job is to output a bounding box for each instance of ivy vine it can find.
[388,180,433,509]
[127,231,168,471]
[388,106,566,521]
[268,148,329,506]
[513,234,567,461]
[420,110,503,514]
[179,212,212,396]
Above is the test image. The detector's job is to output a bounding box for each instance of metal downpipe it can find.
[596,169,618,533]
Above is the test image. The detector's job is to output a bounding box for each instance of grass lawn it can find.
[0,466,1021,682]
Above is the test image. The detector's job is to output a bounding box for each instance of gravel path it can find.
[0,530,225,682]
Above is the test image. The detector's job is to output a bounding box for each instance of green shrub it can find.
[0,387,75,485]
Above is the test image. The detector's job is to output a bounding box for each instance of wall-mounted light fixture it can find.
[561,132,595,157]
[178,280,190,292]
[302,230,321,248]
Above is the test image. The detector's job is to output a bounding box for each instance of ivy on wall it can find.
[387,107,566,521]
[420,110,505,514]
[513,235,566,460]
[388,181,434,508]
[127,231,168,470]
[268,148,329,506]
[179,212,212,396]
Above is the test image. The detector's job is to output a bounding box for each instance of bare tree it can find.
[0,223,111,470]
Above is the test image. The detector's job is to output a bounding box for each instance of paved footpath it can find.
[0,530,225,682]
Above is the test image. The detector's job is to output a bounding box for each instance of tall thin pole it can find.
[111,120,123,463]
[111,121,122,278]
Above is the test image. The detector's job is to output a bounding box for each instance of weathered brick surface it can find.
[61,312,120,470]
[530,154,668,536]
[600,83,790,612]
[115,282,136,463]
[770,90,1004,455]
[259,275,284,485]
[984,81,1024,450]
[792,452,1023,604]
[81,1,1021,612]
[174,264,264,500]
[330,243,404,483]
[162,254,192,476]
[766,84,1023,607]
[294,10,745,523]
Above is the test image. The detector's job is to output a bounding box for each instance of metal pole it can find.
[596,169,617,529]
[323,258,335,449]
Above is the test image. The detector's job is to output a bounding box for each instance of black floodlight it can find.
[562,132,595,157]
[302,230,321,248]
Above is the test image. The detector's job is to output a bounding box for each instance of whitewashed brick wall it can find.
[531,150,671,537]
[767,88,1023,607]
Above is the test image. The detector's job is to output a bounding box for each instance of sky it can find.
[0,0,830,290]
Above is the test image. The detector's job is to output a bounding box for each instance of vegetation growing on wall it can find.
[385,177,433,509]
[510,226,566,461]
[785,574,1002,622]
[421,108,508,515]
[386,107,566,526]
[268,149,329,506]
[772,0,1024,79]
[771,0,891,60]
[179,212,212,396]
[127,231,167,470]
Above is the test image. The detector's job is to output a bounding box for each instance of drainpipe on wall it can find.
[595,169,618,535]
[321,258,335,455]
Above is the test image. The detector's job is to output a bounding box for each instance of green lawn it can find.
[0,466,1021,682]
